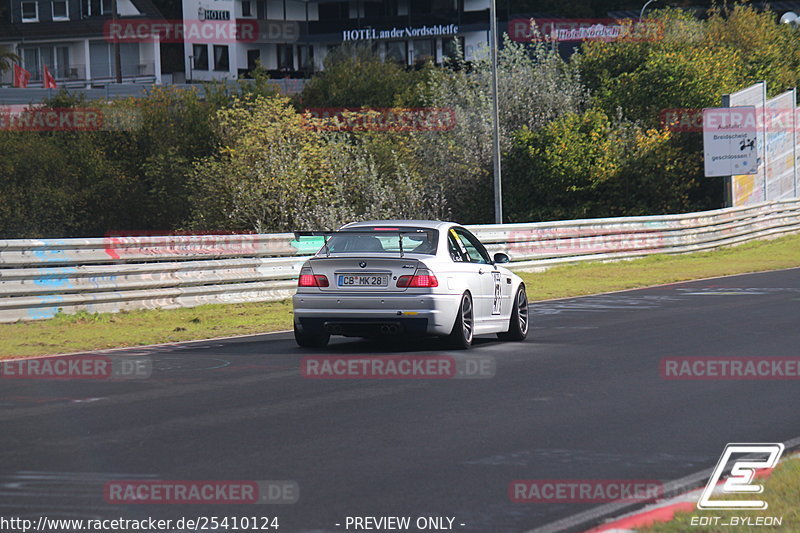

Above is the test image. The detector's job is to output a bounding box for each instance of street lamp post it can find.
[489,0,503,224]
[640,0,657,20]
[112,0,122,83]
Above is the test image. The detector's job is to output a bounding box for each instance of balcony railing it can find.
[4,62,156,87]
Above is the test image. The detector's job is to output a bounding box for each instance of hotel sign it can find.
[200,9,230,20]
[342,24,458,41]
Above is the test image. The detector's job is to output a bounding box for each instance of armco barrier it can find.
[1,199,799,323]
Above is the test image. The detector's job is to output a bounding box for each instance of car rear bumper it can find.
[292,293,462,336]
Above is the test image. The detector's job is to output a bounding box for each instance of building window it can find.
[21,1,38,22]
[318,1,347,20]
[246,49,260,71]
[192,44,208,70]
[89,41,140,79]
[20,45,72,79]
[385,41,407,64]
[213,45,229,71]
[298,45,313,72]
[56,46,70,77]
[22,48,39,77]
[101,0,112,14]
[52,0,68,20]
[363,2,381,17]
[442,36,464,62]
[411,39,434,65]
[410,0,431,14]
[277,44,293,71]
[241,0,251,17]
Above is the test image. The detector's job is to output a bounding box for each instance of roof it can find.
[342,220,458,231]
[0,0,164,43]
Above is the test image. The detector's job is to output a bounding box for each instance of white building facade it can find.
[182,0,491,81]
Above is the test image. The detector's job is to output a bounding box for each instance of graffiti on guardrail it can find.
[1,201,798,324]
[103,230,296,259]
[506,227,666,256]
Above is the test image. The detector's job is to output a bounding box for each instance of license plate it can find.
[338,274,389,287]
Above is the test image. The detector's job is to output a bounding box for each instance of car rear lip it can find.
[292,293,461,335]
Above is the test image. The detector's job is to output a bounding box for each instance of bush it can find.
[298,45,422,108]
[188,95,446,233]
[504,108,703,221]
[409,36,587,223]
[576,5,800,127]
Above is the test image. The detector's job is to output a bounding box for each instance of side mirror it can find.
[493,252,510,264]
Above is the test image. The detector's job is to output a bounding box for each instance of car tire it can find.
[497,285,529,341]
[294,322,330,348]
[448,292,474,350]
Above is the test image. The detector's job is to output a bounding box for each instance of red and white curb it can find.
[585,465,782,533]
[585,487,702,532]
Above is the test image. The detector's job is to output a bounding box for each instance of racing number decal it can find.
[492,272,501,315]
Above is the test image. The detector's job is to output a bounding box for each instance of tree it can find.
[504,108,701,222]
[0,50,20,75]
[576,5,800,127]
[188,95,447,233]
[298,44,422,108]
[407,36,587,222]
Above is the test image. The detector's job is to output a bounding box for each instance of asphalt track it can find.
[1,268,800,533]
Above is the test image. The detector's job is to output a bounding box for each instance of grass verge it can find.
[638,455,800,532]
[1,233,799,358]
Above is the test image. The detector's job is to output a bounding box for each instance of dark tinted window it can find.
[213,45,229,71]
[192,44,208,70]
[448,232,467,262]
[453,228,491,264]
[318,1,347,19]
[325,228,439,255]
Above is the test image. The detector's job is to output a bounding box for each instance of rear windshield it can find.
[324,227,439,255]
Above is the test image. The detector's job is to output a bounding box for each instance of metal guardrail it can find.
[1,199,799,323]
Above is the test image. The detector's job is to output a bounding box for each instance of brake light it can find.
[298,268,329,287]
[397,269,438,288]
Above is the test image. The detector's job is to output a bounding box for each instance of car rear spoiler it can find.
[293,229,430,258]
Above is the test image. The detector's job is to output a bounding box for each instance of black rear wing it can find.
[293,229,432,258]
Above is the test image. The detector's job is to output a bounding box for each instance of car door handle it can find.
[478,268,485,274]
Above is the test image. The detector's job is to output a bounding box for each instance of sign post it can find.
[703,107,758,177]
